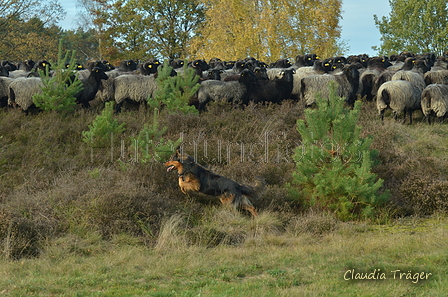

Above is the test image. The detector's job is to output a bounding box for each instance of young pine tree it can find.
[32,41,83,112]
[290,82,389,221]
[131,108,181,163]
[149,60,199,115]
[82,101,126,148]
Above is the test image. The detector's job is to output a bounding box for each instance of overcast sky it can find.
[57,0,392,57]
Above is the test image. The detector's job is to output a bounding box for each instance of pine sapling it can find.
[131,108,181,163]
[149,60,199,115]
[82,102,126,148]
[32,40,83,112]
[290,82,389,220]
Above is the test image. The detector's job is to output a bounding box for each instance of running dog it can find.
[164,148,264,217]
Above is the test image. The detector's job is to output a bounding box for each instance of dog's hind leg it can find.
[241,196,258,217]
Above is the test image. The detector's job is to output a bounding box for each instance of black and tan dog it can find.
[164,149,264,217]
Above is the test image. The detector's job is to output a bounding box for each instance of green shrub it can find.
[289,83,389,221]
[82,102,126,148]
[32,42,83,112]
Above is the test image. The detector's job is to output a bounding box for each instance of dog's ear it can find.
[175,146,182,157]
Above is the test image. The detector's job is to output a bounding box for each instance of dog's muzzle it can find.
[166,164,175,172]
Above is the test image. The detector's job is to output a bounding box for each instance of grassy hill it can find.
[0,100,447,295]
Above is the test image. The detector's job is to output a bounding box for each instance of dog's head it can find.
[164,148,195,173]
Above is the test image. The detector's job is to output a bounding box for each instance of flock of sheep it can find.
[1,51,448,123]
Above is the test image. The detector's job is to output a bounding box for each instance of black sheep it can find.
[137,60,160,75]
[247,68,295,104]
[118,59,137,72]
[269,58,292,69]
[74,67,109,108]
[360,56,393,101]
[28,60,51,77]
[18,59,35,71]
[304,54,319,66]
[188,59,210,78]
[0,65,9,77]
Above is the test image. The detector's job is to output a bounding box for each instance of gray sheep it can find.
[430,56,448,71]
[391,70,426,91]
[359,57,392,101]
[93,69,121,103]
[95,60,160,104]
[194,69,258,110]
[376,80,422,124]
[300,63,360,107]
[291,59,333,100]
[0,77,13,107]
[421,84,448,123]
[424,70,448,85]
[8,77,44,111]
[113,74,158,111]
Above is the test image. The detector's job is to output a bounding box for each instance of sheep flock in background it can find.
[1,50,448,123]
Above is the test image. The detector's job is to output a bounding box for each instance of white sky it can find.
[57,0,392,57]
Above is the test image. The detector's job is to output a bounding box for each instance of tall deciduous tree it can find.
[61,28,100,63]
[189,0,344,61]
[374,0,448,55]
[81,0,205,62]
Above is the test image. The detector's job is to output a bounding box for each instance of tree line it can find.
[1,0,447,65]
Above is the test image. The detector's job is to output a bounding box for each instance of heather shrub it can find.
[286,211,340,236]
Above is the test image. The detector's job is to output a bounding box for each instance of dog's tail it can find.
[241,177,266,199]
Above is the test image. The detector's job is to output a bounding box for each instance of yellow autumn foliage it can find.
[189,0,344,62]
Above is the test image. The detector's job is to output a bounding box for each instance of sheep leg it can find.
[115,101,124,113]
[393,111,398,121]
